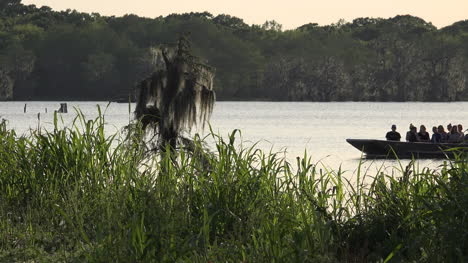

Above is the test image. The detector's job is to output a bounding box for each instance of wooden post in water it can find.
[57,103,68,113]
[37,112,40,131]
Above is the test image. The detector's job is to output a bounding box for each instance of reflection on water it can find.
[1,101,464,175]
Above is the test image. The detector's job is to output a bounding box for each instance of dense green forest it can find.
[1,0,468,101]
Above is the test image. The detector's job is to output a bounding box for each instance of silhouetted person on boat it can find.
[418,125,430,142]
[405,124,414,141]
[431,126,441,143]
[448,126,463,143]
[447,124,452,134]
[386,124,401,141]
[458,124,464,137]
[406,124,419,142]
[438,125,448,142]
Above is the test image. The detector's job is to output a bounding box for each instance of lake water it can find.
[1,101,465,175]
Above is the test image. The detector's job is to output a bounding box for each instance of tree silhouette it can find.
[135,36,215,152]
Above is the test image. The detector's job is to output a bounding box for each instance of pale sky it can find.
[22,0,468,29]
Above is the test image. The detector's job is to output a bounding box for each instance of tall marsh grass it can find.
[0,113,467,262]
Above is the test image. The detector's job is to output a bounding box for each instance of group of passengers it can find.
[385,123,467,143]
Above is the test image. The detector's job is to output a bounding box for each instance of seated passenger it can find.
[386,124,401,141]
[417,125,430,142]
[406,124,413,141]
[431,126,441,143]
[406,124,419,142]
[458,124,465,137]
[448,126,463,143]
[438,125,448,142]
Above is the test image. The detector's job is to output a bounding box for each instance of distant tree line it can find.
[1,0,468,101]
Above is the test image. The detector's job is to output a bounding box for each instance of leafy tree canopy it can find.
[0,2,467,102]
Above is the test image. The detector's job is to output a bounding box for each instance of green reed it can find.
[0,112,467,262]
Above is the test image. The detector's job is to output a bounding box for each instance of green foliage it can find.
[0,113,467,262]
[0,3,468,101]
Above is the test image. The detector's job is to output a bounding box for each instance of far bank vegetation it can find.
[1,1,468,101]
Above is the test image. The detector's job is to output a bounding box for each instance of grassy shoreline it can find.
[0,114,467,262]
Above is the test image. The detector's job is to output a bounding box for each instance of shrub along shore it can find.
[0,114,467,262]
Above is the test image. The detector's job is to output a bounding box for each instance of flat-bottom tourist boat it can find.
[346,139,468,158]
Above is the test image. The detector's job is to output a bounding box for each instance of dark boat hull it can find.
[346,139,468,158]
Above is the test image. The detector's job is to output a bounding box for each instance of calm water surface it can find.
[1,101,465,174]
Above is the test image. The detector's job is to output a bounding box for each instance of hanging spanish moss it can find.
[135,36,216,151]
